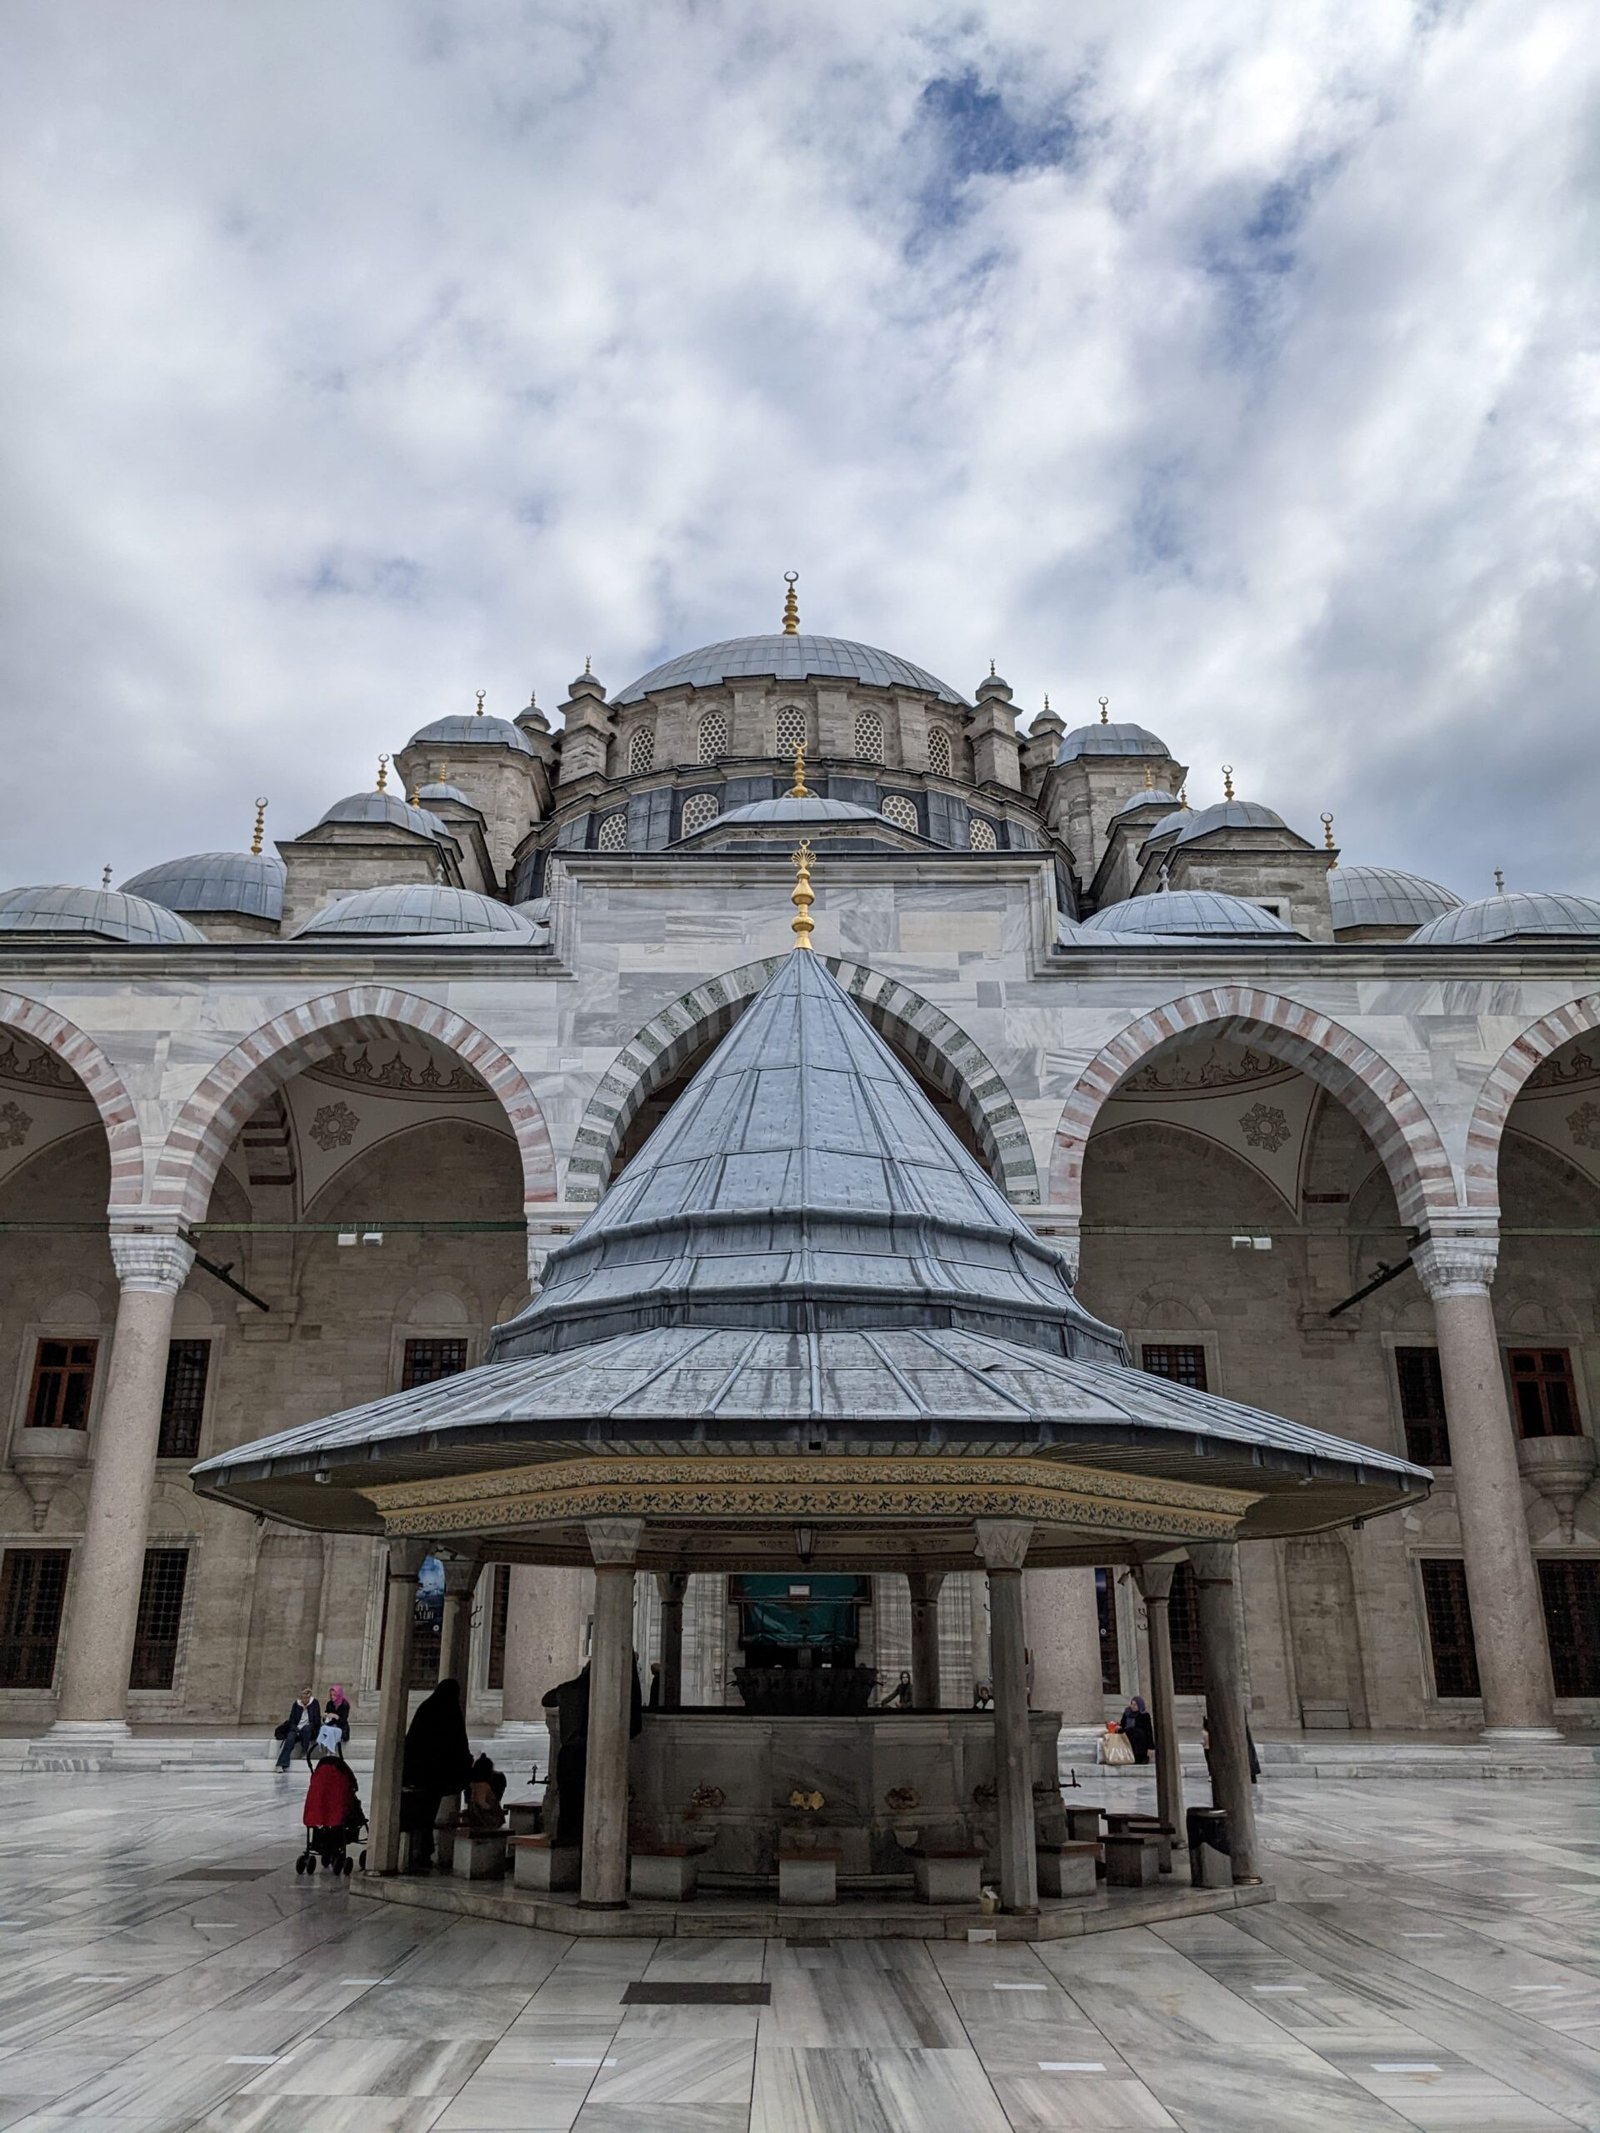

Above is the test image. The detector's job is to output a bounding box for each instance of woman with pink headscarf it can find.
[325,1684,351,1741]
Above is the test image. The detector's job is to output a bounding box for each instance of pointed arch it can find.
[1048,986,1454,1228]
[1464,993,1600,1210]
[564,956,1041,1204]
[147,986,557,1224]
[0,989,146,1205]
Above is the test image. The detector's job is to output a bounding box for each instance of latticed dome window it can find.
[627,725,656,775]
[854,710,885,762]
[774,705,807,758]
[927,727,953,778]
[698,709,728,763]
[881,795,919,834]
[969,817,998,852]
[679,793,720,836]
[597,812,629,852]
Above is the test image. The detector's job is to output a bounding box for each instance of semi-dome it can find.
[1057,721,1170,763]
[406,713,534,757]
[1147,799,1295,847]
[615,635,966,707]
[120,850,286,922]
[415,782,478,809]
[294,886,542,939]
[1078,890,1298,939]
[0,884,206,944]
[314,792,449,839]
[1329,867,1462,935]
[681,794,885,839]
[1410,890,1600,946]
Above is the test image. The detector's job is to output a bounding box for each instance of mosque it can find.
[1,581,1597,1758]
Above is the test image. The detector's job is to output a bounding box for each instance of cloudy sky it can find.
[2,0,1595,896]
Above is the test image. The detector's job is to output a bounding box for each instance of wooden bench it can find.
[1036,1840,1098,1899]
[778,1848,841,1906]
[1106,1813,1175,1874]
[1063,1805,1104,1844]
[512,1835,579,1892]
[1102,1832,1160,1888]
[911,1850,985,1905]
[629,1846,698,1902]
[506,1800,543,1837]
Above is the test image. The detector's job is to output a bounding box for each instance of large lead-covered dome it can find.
[0,884,206,944]
[1410,891,1600,945]
[615,635,966,706]
[121,850,286,922]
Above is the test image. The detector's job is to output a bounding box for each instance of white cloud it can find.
[0,0,1593,894]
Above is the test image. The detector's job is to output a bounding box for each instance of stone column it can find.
[656,1572,688,1710]
[968,1571,992,1691]
[1188,1541,1259,1883]
[1024,1567,1103,1721]
[369,1539,426,1874]
[976,1520,1037,1913]
[53,1227,195,1739]
[1413,1233,1559,1739]
[907,1572,944,1709]
[580,1517,642,1908]
[1134,1562,1184,1856]
[438,1552,483,1694]
[499,1566,584,1747]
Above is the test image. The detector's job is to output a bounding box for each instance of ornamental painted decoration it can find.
[0,1099,32,1149]
[1568,1100,1600,1149]
[308,1100,359,1152]
[1239,1101,1292,1153]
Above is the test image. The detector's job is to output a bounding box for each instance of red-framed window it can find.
[26,1339,97,1430]
[1508,1350,1581,1439]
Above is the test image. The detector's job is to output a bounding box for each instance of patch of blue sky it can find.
[1197,163,1330,368]
[298,552,426,603]
[907,69,1080,249]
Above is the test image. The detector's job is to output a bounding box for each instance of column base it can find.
[34,1718,132,1767]
[45,1718,132,1743]
[1479,1725,1565,1743]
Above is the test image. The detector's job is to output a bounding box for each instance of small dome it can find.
[120,850,285,922]
[407,713,534,756]
[1410,891,1600,946]
[683,794,884,835]
[1111,789,1183,821]
[314,791,449,839]
[294,886,542,939]
[1329,867,1462,935]
[976,665,1012,700]
[616,634,965,707]
[1057,720,1170,763]
[1078,890,1299,939]
[415,782,478,810]
[0,884,206,945]
[1149,799,1295,847]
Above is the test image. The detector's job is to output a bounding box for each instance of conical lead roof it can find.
[494,950,1123,1364]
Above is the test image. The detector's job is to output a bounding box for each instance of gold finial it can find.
[1222,764,1235,801]
[1098,695,1109,723]
[250,797,268,855]
[408,777,421,806]
[1143,762,1154,790]
[788,741,810,798]
[782,570,800,636]
[101,863,113,889]
[475,688,486,715]
[1178,786,1189,809]
[376,753,389,792]
[1494,867,1505,894]
[791,839,815,950]
[1321,811,1337,866]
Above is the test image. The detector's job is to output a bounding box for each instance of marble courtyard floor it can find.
[0,1768,1596,2132]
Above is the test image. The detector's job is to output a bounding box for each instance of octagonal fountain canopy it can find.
[193,943,1429,1570]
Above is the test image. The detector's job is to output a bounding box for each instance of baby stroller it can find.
[297,1749,368,1876]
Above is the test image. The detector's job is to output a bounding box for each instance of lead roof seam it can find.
[913,1328,1039,1418]
[855,1331,933,1417]
[702,1330,774,1416]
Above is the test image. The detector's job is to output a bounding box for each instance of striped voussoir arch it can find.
[144,987,558,1225]
[1464,993,1600,1210]
[1048,986,1455,1229]
[0,989,148,1203]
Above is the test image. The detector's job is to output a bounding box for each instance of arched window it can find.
[927,727,953,778]
[854,711,884,763]
[774,705,807,758]
[679,793,720,836]
[881,795,919,834]
[968,817,998,853]
[628,725,656,775]
[698,710,728,763]
[597,812,629,852]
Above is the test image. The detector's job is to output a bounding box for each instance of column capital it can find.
[385,1537,430,1580]
[1134,1561,1176,1603]
[437,1550,484,1596]
[586,1516,643,1567]
[1186,1540,1237,1584]
[655,1570,689,1603]
[974,1518,1032,1572]
[1412,1228,1499,1298]
[108,1226,194,1294]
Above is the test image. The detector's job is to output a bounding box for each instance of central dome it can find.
[615,634,966,707]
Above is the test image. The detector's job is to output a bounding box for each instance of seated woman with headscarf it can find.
[399,1677,473,1870]
[1119,1695,1155,1765]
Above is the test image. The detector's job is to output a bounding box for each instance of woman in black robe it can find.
[399,1677,473,1870]
[1119,1694,1155,1765]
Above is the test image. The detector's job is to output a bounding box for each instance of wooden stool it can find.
[1102,1833,1160,1888]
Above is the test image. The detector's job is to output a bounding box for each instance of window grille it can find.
[627,725,655,775]
[0,1549,70,1689]
[27,1338,97,1430]
[1167,1562,1205,1693]
[1508,1349,1580,1438]
[597,813,629,852]
[1539,1558,1600,1696]
[698,710,728,762]
[157,1339,211,1460]
[1421,1559,1480,1697]
[129,1548,188,1690]
[402,1338,469,1390]
[927,728,953,778]
[880,795,918,834]
[1096,1568,1120,1693]
[487,1564,511,1690]
[1141,1344,1209,1391]
[409,1555,444,1689]
[968,817,998,853]
[1395,1347,1450,1466]
[680,793,720,836]
[775,705,807,757]
[853,711,884,762]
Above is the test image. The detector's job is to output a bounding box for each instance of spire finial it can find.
[1098,695,1109,724]
[251,797,268,856]
[789,740,810,798]
[1494,866,1505,894]
[791,839,815,950]
[1178,786,1189,809]
[408,775,421,806]
[1042,691,1051,713]
[1222,763,1235,801]
[1321,810,1337,866]
[782,571,800,636]
[584,655,592,675]
[1143,762,1154,790]
[376,753,389,792]
[101,863,112,890]
[475,688,486,715]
